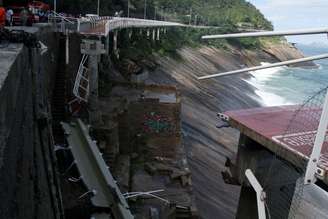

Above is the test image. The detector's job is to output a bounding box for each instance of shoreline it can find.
[147,46,263,218]
[146,44,308,218]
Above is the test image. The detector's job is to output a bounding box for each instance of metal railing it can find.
[73,54,89,102]
[48,13,78,33]
[61,119,134,219]
[48,14,219,37]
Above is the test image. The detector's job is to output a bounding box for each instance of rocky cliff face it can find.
[261,41,317,68]
[144,42,309,218]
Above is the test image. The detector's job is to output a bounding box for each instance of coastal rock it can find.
[262,41,318,68]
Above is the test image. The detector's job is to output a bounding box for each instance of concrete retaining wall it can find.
[0,26,62,219]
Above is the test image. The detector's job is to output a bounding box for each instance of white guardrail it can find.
[49,15,186,36]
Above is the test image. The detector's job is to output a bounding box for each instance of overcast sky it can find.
[247,0,328,45]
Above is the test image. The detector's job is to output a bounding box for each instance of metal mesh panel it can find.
[263,86,328,219]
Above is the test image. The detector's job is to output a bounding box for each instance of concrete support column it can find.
[152,29,156,41]
[157,29,160,41]
[65,31,69,65]
[105,35,110,54]
[77,19,81,32]
[88,55,100,124]
[147,29,150,38]
[113,30,118,52]
[81,40,106,125]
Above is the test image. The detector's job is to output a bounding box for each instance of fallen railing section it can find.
[73,54,89,102]
[61,119,134,219]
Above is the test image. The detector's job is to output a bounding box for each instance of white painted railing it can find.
[73,54,89,102]
[107,17,184,31]
[50,15,185,35]
[49,15,220,36]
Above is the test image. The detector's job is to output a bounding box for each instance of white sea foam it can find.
[246,62,294,106]
[249,62,284,82]
[254,89,292,106]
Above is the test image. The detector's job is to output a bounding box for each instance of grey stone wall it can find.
[0,26,63,219]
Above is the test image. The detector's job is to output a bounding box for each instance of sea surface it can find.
[246,44,328,106]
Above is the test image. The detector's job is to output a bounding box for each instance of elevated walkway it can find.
[49,15,222,37]
[224,105,328,184]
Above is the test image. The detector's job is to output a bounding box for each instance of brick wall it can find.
[120,97,181,158]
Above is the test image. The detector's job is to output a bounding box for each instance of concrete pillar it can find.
[77,19,81,32]
[152,29,156,41]
[147,29,150,38]
[105,35,110,54]
[88,55,100,124]
[60,18,65,32]
[65,31,69,65]
[157,29,160,41]
[113,30,118,52]
[80,40,106,125]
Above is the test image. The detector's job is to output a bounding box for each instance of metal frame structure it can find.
[202,28,328,39]
[62,119,134,219]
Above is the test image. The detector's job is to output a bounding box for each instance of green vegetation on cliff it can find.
[60,0,277,60]
[60,0,272,30]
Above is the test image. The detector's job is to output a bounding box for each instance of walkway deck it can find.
[225,105,328,184]
[79,17,184,36]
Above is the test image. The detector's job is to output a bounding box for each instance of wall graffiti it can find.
[142,112,174,134]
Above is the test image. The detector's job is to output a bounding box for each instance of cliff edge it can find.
[142,42,310,218]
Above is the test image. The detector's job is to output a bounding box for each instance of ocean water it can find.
[246,44,328,106]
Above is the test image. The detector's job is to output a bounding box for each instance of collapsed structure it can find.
[0,16,200,218]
